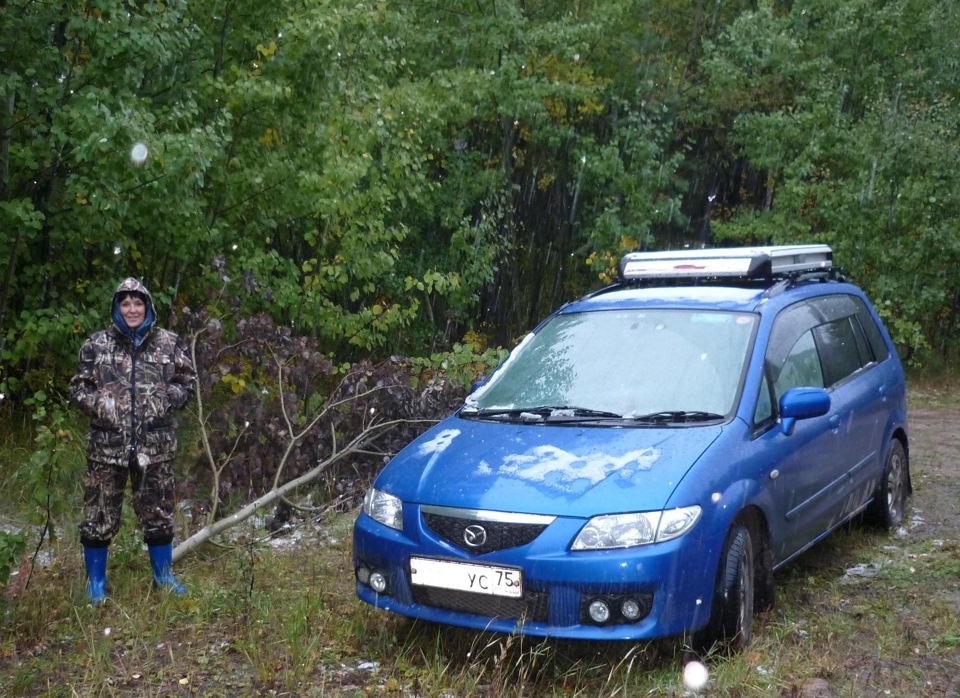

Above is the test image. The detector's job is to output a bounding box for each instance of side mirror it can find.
[779,387,830,435]
[469,378,486,395]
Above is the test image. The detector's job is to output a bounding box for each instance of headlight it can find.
[362,487,403,531]
[571,506,701,550]
[656,506,702,542]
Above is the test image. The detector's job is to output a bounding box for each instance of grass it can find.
[905,365,960,409]
[2,514,958,697]
[1,391,959,696]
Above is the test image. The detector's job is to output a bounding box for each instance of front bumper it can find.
[352,506,722,641]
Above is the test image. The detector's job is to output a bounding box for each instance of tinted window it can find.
[814,318,863,387]
[807,294,859,323]
[850,314,873,364]
[774,330,824,400]
[763,303,821,374]
[756,300,826,429]
[855,300,889,362]
[808,294,888,364]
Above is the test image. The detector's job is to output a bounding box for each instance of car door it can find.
[751,301,849,561]
[808,296,890,523]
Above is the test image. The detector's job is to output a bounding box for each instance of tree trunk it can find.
[173,442,354,562]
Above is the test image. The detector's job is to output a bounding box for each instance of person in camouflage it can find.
[69,278,197,603]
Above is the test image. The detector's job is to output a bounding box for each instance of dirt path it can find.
[905,406,960,536]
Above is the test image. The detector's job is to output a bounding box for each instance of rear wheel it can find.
[868,439,908,529]
[697,523,754,653]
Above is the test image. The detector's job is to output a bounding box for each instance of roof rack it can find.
[618,244,832,282]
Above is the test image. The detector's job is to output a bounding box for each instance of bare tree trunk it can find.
[175,330,435,563]
[172,416,420,563]
[173,434,350,562]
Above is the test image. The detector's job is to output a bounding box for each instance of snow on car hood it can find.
[373,415,723,518]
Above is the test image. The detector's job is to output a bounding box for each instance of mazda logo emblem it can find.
[463,524,487,548]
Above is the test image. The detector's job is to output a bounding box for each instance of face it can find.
[119,295,146,329]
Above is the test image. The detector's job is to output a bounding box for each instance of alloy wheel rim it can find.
[887,452,904,520]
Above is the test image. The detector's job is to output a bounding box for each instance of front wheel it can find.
[868,439,909,529]
[696,523,754,654]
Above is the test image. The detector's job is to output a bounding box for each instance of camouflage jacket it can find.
[69,323,196,467]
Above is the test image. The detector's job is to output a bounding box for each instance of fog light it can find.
[369,571,388,593]
[588,599,610,624]
[356,566,371,585]
[621,598,642,621]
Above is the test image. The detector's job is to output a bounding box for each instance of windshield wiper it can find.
[462,406,626,422]
[461,406,725,425]
[627,410,725,424]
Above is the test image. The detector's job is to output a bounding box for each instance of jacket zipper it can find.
[130,345,139,458]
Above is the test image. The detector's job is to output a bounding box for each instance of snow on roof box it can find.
[618,244,833,282]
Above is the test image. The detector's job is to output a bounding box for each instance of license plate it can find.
[409,557,523,598]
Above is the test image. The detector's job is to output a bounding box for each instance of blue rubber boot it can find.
[83,546,108,604]
[147,543,186,594]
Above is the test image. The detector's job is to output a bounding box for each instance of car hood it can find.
[373,416,723,518]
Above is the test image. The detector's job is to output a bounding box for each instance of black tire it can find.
[754,544,776,613]
[868,439,908,529]
[697,523,755,654]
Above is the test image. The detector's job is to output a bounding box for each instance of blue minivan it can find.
[353,245,909,650]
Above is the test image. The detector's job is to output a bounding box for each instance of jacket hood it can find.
[111,277,157,347]
[373,416,723,518]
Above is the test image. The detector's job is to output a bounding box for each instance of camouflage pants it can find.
[78,454,176,547]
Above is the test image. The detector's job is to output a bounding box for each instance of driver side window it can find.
[753,303,825,432]
[774,331,824,400]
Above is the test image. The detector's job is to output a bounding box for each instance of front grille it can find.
[422,512,548,554]
[412,586,550,623]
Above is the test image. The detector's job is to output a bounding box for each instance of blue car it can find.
[353,245,909,650]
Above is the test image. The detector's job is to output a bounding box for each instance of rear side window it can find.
[814,318,864,387]
[807,294,889,386]
[855,301,889,362]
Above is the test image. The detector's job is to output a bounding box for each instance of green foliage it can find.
[0,530,25,585]
[696,0,960,358]
[0,386,80,585]
[3,305,103,387]
[2,0,960,393]
[2,0,697,377]
[12,391,81,537]
[411,341,510,391]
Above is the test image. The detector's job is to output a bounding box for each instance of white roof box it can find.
[619,244,832,281]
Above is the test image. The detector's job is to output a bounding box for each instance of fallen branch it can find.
[173,416,432,563]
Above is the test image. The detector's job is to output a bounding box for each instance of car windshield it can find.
[465,309,757,420]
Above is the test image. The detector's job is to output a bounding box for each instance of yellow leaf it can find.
[256,41,277,58]
[75,192,88,205]
[259,127,280,145]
